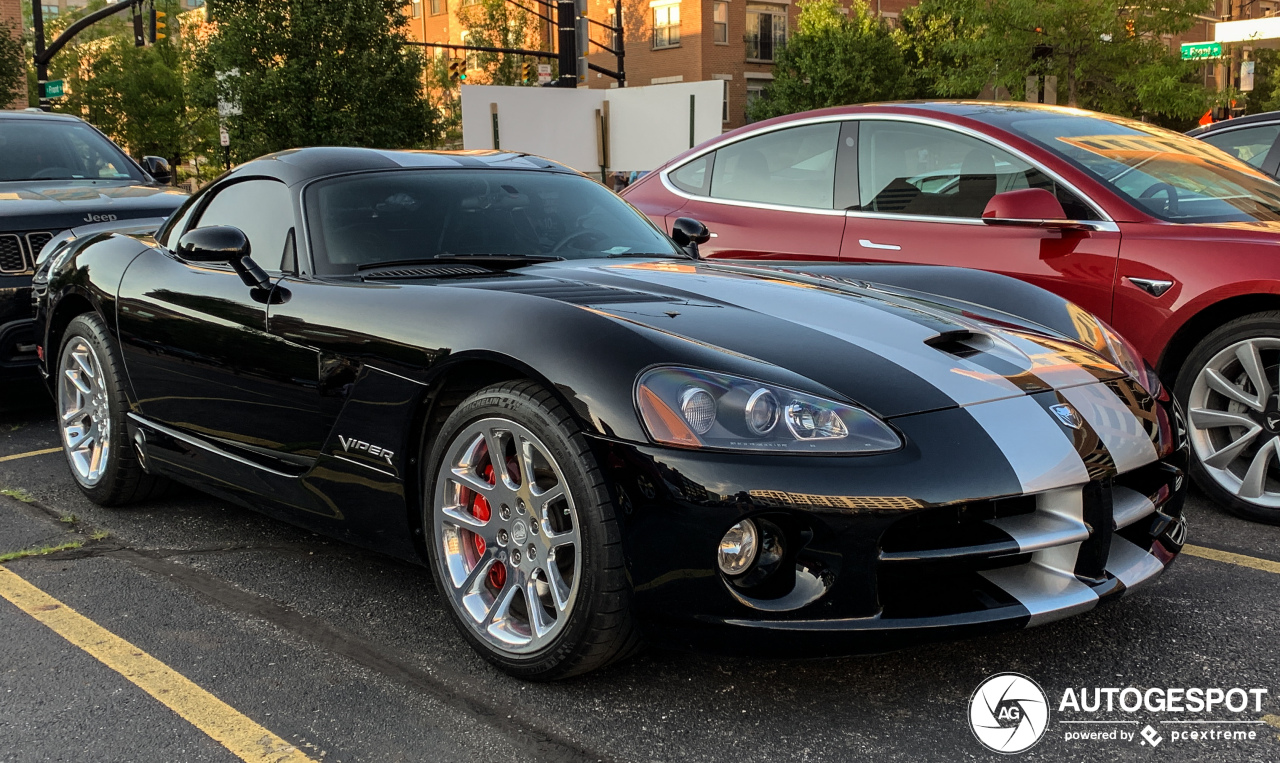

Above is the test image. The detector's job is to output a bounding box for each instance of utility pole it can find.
[556,0,577,87]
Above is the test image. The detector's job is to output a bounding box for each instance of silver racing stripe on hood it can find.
[600,264,1116,408]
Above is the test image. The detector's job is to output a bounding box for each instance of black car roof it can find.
[225,147,578,186]
[0,110,85,122]
[1186,110,1280,137]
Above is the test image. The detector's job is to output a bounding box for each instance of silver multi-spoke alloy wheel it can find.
[433,417,582,656]
[1187,337,1280,509]
[58,337,112,487]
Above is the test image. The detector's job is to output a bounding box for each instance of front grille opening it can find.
[879,495,1035,555]
[924,330,996,359]
[0,322,37,366]
[0,233,26,273]
[879,560,1025,618]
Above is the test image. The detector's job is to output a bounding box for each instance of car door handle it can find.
[859,239,901,251]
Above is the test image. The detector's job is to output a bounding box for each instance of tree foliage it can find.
[194,0,439,161]
[903,0,1210,124]
[0,20,23,106]
[455,0,537,87]
[747,0,909,121]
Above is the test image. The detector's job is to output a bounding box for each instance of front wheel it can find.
[423,381,640,679]
[1177,311,1280,524]
[56,313,169,506]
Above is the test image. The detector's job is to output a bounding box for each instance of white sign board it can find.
[460,80,725,173]
[1216,16,1280,43]
[219,128,230,147]
[216,69,242,117]
[1242,60,1256,92]
[537,64,551,85]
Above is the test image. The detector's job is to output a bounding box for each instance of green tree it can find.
[905,0,1210,124]
[455,0,536,87]
[195,0,439,161]
[1,20,23,106]
[747,0,909,121]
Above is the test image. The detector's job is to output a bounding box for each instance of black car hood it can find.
[0,179,186,232]
[457,258,1126,418]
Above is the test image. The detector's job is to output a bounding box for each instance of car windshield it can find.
[306,168,682,274]
[0,119,144,182]
[1000,113,1280,223]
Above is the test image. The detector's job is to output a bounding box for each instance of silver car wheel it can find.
[57,337,112,488]
[1187,337,1280,509]
[432,417,582,656]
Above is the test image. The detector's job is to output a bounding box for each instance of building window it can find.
[722,88,729,123]
[745,83,765,122]
[41,5,59,17]
[745,3,786,61]
[431,0,445,13]
[714,2,728,44]
[653,4,680,49]
[412,0,422,17]
[608,7,620,49]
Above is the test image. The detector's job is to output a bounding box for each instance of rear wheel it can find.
[57,313,168,506]
[423,381,640,679]
[1177,312,1280,524]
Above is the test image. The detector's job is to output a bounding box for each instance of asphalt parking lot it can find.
[1,383,1279,763]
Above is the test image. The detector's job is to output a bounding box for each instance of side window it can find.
[191,179,294,271]
[709,122,840,209]
[1201,125,1280,170]
[857,121,1098,220]
[669,153,713,195]
[155,192,201,249]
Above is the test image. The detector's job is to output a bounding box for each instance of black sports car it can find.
[1,111,186,381]
[33,148,1188,679]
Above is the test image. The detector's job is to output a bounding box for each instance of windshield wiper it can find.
[356,254,564,272]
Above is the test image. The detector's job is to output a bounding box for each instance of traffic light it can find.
[522,61,537,84]
[448,58,467,83]
[150,8,167,43]
[133,8,146,47]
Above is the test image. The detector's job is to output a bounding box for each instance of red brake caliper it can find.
[469,463,507,589]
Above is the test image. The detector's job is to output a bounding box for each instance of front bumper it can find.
[1,274,38,381]
[593,379,1187,656]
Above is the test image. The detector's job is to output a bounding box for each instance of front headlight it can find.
[635,367,902,454]
[1098,321,1161,397]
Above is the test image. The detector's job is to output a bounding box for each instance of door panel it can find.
[671,121,848,260]
[840,120,1120,322]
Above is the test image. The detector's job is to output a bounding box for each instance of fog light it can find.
[717,519,758,576]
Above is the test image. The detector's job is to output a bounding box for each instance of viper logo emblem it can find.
[338,435,395,466]
[1049,403,1082,430]
[1269,414,1280,430]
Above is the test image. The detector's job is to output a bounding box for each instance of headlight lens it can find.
[636,367,902,454]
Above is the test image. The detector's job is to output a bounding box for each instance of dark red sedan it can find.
[623,101,1280,524]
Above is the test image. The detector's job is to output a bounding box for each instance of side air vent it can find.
[361,264,494,279]
[923,329,996,359]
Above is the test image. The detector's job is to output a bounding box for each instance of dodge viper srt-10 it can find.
[33,148,1188,679]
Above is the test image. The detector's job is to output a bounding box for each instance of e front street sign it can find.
[1181,42,1223,60]
[41,80,65,98]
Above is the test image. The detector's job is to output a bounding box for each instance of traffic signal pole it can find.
[31,0,148,110]
[557,0,577,87]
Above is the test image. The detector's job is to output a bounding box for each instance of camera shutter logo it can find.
[969,673,1050,754]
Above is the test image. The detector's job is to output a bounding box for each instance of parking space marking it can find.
[0,565,316,763]
[1182,544,1280,575]
[0,447,61,463]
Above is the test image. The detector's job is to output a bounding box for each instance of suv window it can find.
[709,122,839,208]
[192,179,294,271]
[857,121,1098,220]
[1201,124,1280,171]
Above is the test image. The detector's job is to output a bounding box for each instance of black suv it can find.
[1,111,187,381]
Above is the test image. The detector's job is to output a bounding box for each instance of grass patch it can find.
[0,541,83,564]
[89,529,109,541]
[59,514,78,524]
[0,487,35,503]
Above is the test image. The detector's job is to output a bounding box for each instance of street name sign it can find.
[1182,42,1222,60]
[42,80,65,98]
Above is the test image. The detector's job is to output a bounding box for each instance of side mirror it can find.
[177,226,271,290]
[671,217,711,258]
[981,189,1097,231]
[141,155,172,185]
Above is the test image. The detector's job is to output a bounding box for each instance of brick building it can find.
[2,0,22,109]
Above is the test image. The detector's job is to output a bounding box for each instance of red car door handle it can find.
[859,239,901,251]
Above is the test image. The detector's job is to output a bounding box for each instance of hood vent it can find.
[362,264,494,279]
[924,329,997,359]
[462,278,670,305]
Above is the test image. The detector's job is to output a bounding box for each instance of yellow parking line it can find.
[0,566,315,763]
[1264,714,1280,729]
[0,447,61,463]
[1182,544,1280,575]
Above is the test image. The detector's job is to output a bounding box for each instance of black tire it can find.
[56,313,170,506]
[422,380,641,680]
[1175,311,1280,525]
